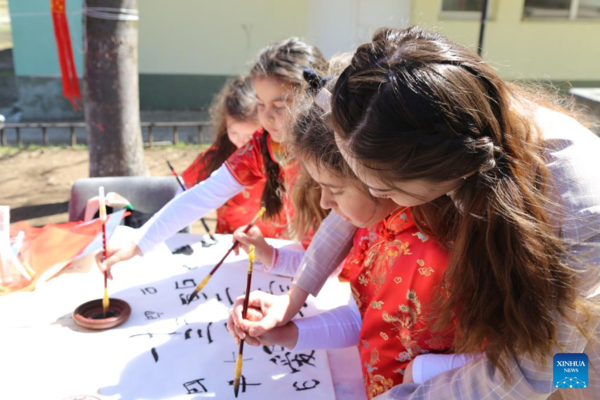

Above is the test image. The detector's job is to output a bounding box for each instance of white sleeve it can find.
[291,297,362,351]
[412,353,484,384]
[260,248,305,278]
[136,165,244,254]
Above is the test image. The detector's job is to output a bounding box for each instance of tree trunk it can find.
[84,0,147,177]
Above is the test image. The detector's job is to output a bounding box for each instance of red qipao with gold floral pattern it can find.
[181,143,283,237]
[217,128,305,243]
[343,208,454,399]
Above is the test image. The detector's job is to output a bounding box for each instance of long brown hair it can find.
[193,76,257,182]
[250,38,327,219]
[331,26,594,379]
[290,54,354,237]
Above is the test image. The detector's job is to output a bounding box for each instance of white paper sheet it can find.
[0,229,350,400]
[98,253,337,399]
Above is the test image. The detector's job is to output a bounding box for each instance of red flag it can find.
[51,0,82,110]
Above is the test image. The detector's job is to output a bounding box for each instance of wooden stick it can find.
[234,245,255,397]
[187,207,266,305]
[99,186,109,317]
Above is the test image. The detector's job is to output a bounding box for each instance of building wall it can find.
[9,0,83,119]
[10,0,597,120]
[136,0,307,111]
[9,0,412,120]
[411,0,600,84]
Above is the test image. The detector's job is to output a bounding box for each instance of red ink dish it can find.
[73,298,131,330]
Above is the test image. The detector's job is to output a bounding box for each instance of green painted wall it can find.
[139,74,229,110]
[8,0,83,77]
[412,0,600,82]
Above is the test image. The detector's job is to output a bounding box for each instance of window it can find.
[440,0,493,20]
[523,0,600,20]
[442,0,484,12]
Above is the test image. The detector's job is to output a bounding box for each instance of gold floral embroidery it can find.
[393,276,402,284]
[380,332,389,340]
[352,285,367,310]
[371,301,384,309]
[416,259,425,267]
[386,248,399,258]
[418,267,435,276]
[364,239,412,293]
[382,290,423,356]
[398,241,412,256]
[358,274,369,286]
[364,348,395,399]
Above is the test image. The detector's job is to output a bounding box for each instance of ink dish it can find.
[73,298,131,330]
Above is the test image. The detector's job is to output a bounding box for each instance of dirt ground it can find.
[0,146,217,233]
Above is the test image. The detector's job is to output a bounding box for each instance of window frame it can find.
[522,0,600,21]
[439,0,495,21]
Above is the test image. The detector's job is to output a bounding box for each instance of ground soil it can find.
[0,146,217,232]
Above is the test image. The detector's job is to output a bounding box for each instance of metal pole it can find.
[477,0,490,57]
[16,127,22,147]
[70,126,76,147]
[173,125,178,144]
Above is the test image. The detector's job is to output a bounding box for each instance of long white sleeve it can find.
[262,247,305,278]
[412,353,484,384]
[136,165,244,254]
[291,298,362,351]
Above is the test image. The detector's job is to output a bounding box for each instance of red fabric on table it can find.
[5,219,102,294]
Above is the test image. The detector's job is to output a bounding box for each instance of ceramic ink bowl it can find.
[73,298,131,330]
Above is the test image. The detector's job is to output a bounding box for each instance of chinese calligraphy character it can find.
[144,311,163,320]
[140,287,157,295]
[270,351,316,374]
[183,378,207,394]
[175,279,196,290]
[293,380,320,391]
[227,375,261,393]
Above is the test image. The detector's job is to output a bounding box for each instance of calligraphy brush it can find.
[166,160,217,242]
[99,186,110,318]
[187,206,266,305]
[234,245,255,398]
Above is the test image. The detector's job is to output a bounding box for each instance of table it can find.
[0,226,366,400]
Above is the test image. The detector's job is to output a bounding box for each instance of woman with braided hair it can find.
[230,26,600,399]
